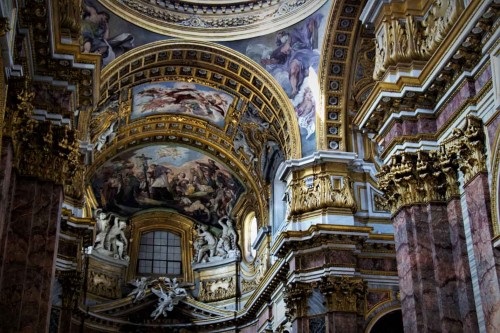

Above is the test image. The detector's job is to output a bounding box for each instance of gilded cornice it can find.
[354,0,498,131]
[271,224,372,257]
[98,0,327,41]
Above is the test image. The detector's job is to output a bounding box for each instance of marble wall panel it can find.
[465,174,500,333]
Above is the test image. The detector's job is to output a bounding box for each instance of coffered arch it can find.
[89,39,301,160]
[85,40,302,226]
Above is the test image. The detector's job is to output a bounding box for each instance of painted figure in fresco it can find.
[295,87,316,140]
[82,1,134,66]
[259,15,322,98]
[91,146,244,226]
[133,83,232,124]
[148,164,174,201]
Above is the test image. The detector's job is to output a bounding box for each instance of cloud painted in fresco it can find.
[131,81,233,127]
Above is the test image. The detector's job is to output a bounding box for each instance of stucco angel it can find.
[128,277,155,303]
[151,286,175,320]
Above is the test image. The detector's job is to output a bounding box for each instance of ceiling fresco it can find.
[131,81,234,127]
[84,0,332,157]
[90,144,245,226]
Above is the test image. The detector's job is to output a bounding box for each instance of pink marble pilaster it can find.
[447,198,479,332]
[324,312,358,333]
[409,205,442,333]
[427,203,469,332]
[393,207,421,333]
[465,173,500,333]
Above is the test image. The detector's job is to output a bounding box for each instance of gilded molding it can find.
[283,282,313,321]
[320,276,367,313]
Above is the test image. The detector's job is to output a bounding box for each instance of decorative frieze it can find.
[288,175,356,218]
[378,116,487,213]
[283,282,313,321]
[198,277,236,302]
[320,276,367,313]
[373,0,464,80]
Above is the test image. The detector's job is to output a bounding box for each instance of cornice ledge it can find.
[277,150,358,180]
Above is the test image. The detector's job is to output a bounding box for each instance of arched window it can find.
[137,231,182,275]
[244,212,258,262]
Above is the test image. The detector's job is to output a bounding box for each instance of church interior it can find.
[0,0,499,332]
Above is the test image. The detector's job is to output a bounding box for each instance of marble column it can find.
[393,207,420,333]
[464,173,500,333]
[394,203,476,333]
[0,176,62,333]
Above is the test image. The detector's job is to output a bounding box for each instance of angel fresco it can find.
[244,13,324,156]
[131,82,233,127]
[91,145,244,227]
[81,1,134,66]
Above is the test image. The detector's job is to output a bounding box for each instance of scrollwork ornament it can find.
[283,282,312,321]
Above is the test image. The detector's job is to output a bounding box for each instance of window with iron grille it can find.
[137,231,182,275]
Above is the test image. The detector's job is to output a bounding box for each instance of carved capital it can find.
[447,116,487,185]
[377,151,449,213]
[320,276,367,313]
[6,88,82,185]
[283,282,313,321]
[58,270,82,310]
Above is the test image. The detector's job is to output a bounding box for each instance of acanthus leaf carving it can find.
[320,276,367,313]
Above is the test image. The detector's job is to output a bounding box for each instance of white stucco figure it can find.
[128,277,154,303]
[216,216,238,256]
[195,224,218,263]
[150,283,187,320]
[94,209,111,250]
